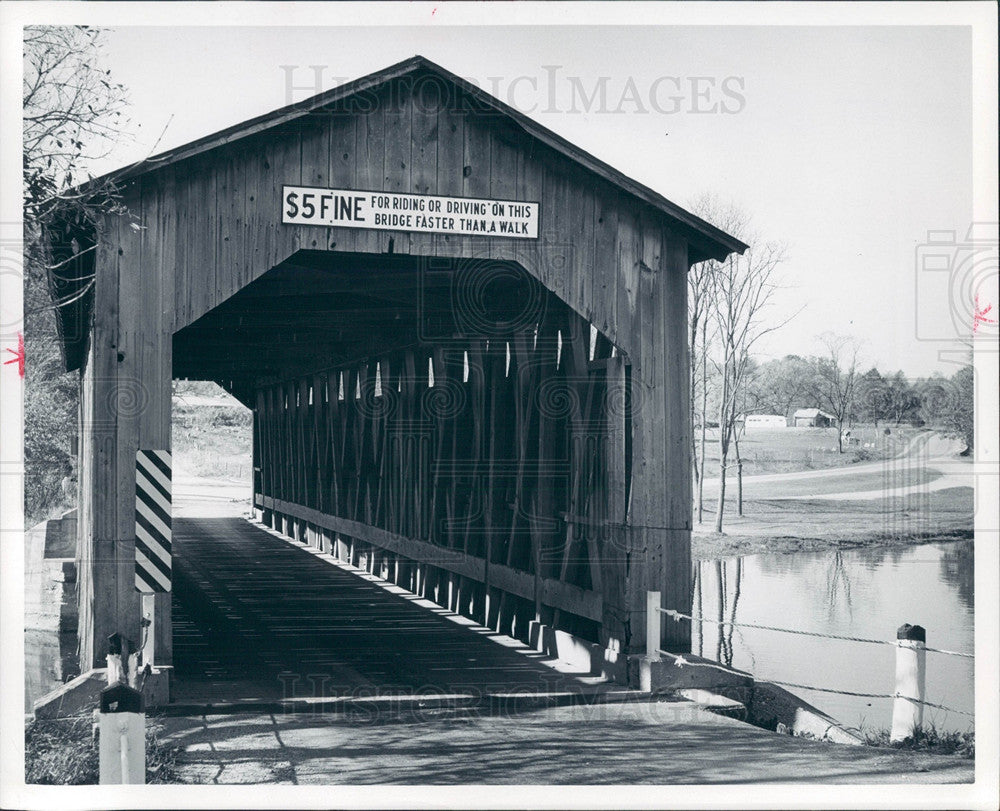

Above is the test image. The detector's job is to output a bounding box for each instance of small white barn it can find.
[744,414,787,430]
[793,408,836,427]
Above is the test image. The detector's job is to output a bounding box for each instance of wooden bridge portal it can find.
[51,56,746,684]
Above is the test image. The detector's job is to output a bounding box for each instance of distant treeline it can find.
[736,354,974,445]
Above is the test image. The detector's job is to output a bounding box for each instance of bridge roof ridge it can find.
[91,54,748,262]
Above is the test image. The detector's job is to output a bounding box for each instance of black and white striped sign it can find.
[135,449,172,593]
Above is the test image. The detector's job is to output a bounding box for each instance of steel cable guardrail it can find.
[655,649,975,718]
[653,604,975,723]
[658,607,975,658]
[752,678,975,718]
[921,645,975,659]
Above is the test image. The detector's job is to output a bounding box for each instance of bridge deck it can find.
[171,517,607,704]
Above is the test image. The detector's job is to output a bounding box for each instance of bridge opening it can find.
[169,250,628,676]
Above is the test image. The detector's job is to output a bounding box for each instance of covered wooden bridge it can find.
[51,56,746,687]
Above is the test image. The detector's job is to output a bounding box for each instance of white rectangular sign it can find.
[282,185,539,239]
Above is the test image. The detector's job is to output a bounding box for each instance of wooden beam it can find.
[257,495,602,622]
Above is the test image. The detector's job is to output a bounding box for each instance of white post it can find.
[106,633,131,685]
[141,593,156,667]
[98,684,146,784]
[119,718,131,779]
[106,654,124,685]
[891,623,926,742]
[99,713,145,783]
[646,590,662,659]
[639,591,663,693]
[127,652,140,689]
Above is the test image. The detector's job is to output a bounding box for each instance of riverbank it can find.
[694,527,973,561]
[692,486,974,561]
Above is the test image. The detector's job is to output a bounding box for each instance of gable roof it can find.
[793,408,836,420]
[52,55,749,373]
[90,55,748,263]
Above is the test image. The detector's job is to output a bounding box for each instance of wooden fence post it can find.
[646,590,662,659]
[140,593,155,668]
[98,683,145,784]
[891,623,926,742]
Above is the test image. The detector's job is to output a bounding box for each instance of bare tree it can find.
[696,316,711,523]
[709,228,788,534]
[24,27,129,218]
[688,195,749,524]
[747,354,814,419]
[689,262,715,524]
[731,356,762,517]
[22,26,131,523]
[811,332,861,453]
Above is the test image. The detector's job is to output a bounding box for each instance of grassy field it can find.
[172,384,252,480]
[697,424,924,475]
[693,486,974,559]
[693,422,973,557]
[25,713,182,784]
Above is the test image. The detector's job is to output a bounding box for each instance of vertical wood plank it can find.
[82,206,122,666]
[354,91,385,256]
[193,158,216,322]
[172,163,192,331]
[242,138,267,294]
[618,202,647,654]
[77,345,96,662]
[489,124,518,260]
[267,123,303,272]
[216,150,244,308]
[435,96,467,258]
[514,135,543,281]
[298,111,337,256]
[593,187,620,346]
[115,184,143,647]
[463,111,492,262]
[601,354,628,651]
[410,76,439,257]
[383,78,413,255]
[325,107,359,254]
[661,227,692,651]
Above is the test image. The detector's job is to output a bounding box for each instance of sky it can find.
[81,22,982,378]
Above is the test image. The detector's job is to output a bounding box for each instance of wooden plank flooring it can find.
[171,516,593,702]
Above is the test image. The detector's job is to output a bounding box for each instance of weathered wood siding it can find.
[76,72,692,668]
[135,77,682,353]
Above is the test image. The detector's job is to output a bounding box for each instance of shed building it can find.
[792,408,837,428]
[744,414,788,430]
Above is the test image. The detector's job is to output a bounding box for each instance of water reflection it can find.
[692,540,975,733]
[824,552,853,620]
[939,542,974,612]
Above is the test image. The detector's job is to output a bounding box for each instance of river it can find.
[692,540,974,735]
